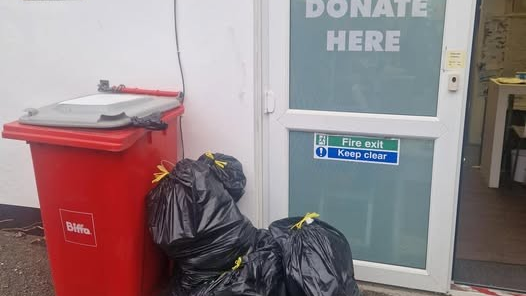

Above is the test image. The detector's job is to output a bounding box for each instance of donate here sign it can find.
[305,0,429,52]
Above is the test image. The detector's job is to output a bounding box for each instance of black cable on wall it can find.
[174,0,186,159]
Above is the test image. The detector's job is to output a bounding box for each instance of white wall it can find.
[467,0,514,145]
[0,0,258,222]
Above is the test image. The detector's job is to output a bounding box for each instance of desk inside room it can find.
[480,78,526,188]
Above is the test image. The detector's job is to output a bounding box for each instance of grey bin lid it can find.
[19,94,181,129]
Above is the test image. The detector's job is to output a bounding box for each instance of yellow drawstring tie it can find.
[152,160,175,184]
[152,164,169,183]
[231,257,243,271]
[220,256,243,276]
[205,152,228,169]
[291,212,320,229]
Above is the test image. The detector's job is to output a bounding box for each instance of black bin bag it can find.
[269,213,361,296]
[189,230,287,296]
[147,159,257,293]
[197,152,246,202]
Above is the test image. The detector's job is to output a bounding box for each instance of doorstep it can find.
[359,282,441,296]
[450,284,526,296]
[359,282,526,296]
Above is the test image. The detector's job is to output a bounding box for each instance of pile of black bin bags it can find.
[146,152,361,296]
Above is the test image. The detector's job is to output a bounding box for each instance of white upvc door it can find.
[262,0,477,293]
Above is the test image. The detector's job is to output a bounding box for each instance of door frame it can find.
[259,0,478,293]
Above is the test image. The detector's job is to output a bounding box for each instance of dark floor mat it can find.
[454,259,526,292]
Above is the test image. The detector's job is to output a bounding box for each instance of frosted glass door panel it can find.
[290,0,447,116]
[289,132,434,268]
